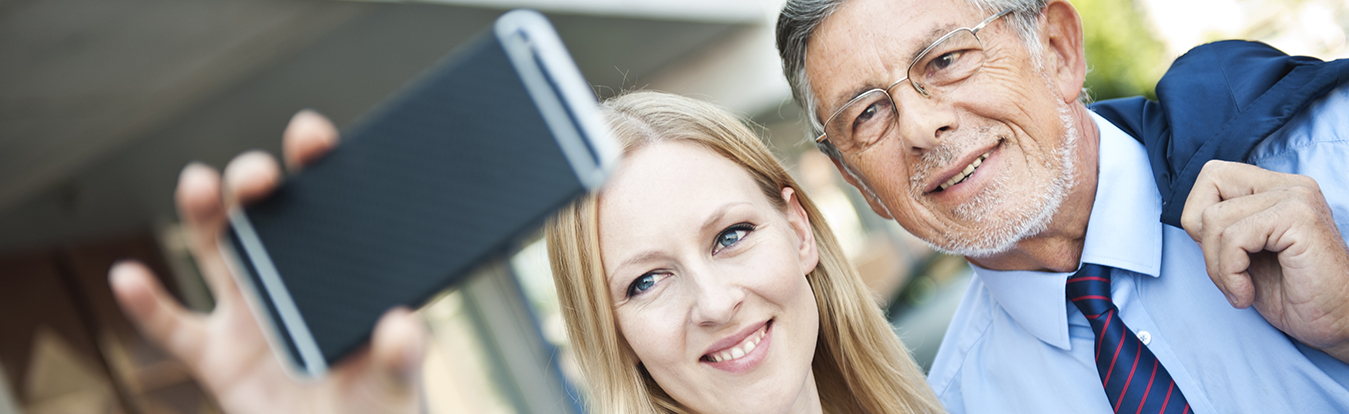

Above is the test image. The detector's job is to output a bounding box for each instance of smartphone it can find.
[220,9,619,377]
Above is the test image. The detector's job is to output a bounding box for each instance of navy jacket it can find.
[1089,40,1349,227]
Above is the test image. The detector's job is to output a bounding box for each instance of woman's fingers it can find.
[324,308,426,414]
[282,110,340,172]
[174,150,282,309]
[370,307,427,396]
[222,151,283,207]
[109,261,207,363]
[175,163,244,306]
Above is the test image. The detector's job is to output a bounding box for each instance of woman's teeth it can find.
[939,151,990,191]
[707,325,768,363]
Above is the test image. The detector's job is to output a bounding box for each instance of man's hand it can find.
[1182,160,1349,361]
[109,110,427,414]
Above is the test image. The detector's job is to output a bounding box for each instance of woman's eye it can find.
[713,223,755,254]
[626,272,666,298]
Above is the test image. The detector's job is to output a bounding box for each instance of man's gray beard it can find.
[917,102,1080,258]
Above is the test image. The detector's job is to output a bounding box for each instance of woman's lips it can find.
[701,320,773,373]
[705,323,768,362]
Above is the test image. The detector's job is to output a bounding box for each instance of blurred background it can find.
[0,0,1345,412]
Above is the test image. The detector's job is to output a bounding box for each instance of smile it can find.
[702,320,772,365]
[706,325,767,362]
[937,150,991,191]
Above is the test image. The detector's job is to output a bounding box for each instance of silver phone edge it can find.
[221,208,330,378]
[496,9,621,192]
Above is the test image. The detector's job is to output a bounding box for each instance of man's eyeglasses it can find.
[816,8,1013,153]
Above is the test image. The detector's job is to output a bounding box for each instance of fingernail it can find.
[180,162,213,184]
[184,161,209,172]
[295,108,324,121]
[108,260,136,286]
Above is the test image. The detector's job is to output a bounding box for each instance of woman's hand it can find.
[109,110,427,414]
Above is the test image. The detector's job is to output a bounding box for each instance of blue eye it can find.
[714,223,755,253]
[627,272,663,297]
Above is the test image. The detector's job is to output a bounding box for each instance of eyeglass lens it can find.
[825,28,987,153]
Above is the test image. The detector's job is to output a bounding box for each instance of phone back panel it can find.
[227,30,588,369]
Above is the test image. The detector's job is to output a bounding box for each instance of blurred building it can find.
[0,0,1345,413]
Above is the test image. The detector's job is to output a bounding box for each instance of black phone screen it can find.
[224,13,608,376]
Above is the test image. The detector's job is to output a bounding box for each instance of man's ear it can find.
[1040,0,1087,104]
[828,156,894,220]
[780,186,820,273]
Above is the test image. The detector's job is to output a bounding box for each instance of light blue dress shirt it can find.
[926,84,1349,413]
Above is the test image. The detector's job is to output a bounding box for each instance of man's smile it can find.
[921,139,1002,195]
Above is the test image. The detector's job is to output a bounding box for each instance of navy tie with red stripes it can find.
[1067,264,1190,414]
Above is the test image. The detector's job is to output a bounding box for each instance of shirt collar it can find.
[972,112,1163,350]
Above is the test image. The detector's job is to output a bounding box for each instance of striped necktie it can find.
[1067,264,1190,414]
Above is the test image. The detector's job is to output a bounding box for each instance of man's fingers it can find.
[1197,190,1282,236]
[109,261,207,363]
[1214,203,1304,308]
[1182,160,1304,241]
[1195,194,1280,308]
[1214,239,1257,308]
[1184,161,1317,308]
[1182,166,1224,241]
[1195,192,1280,303]
[1245,251,1286,315]
[283,109,340,172]
[1182,161,1246,241]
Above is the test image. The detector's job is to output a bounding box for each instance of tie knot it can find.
[1067,263,1115,318]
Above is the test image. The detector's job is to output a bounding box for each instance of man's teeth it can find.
[939,152,990,191]
[707,326,768,363]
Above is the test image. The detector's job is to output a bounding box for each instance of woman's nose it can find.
[689,270,745,327]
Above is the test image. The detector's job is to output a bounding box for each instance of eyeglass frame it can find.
[815,8,1014,144]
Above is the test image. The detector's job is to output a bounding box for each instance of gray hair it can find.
[775,0,1050,158]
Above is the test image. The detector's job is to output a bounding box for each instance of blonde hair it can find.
[545,91,942,414]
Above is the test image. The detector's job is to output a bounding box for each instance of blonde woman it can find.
[108,91,942,414]
[547,91,941,414]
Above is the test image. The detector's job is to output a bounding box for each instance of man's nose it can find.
[689,268,745,327]
[894,86,957,152]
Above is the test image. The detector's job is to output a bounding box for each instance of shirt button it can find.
[1137,330,1152,345]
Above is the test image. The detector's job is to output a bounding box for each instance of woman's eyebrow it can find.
[609,250,665,288]
[700,202,754,234]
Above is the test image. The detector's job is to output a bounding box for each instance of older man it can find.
[777,0,1349,412]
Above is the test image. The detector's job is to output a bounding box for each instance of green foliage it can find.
[1075,0,1168,101]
